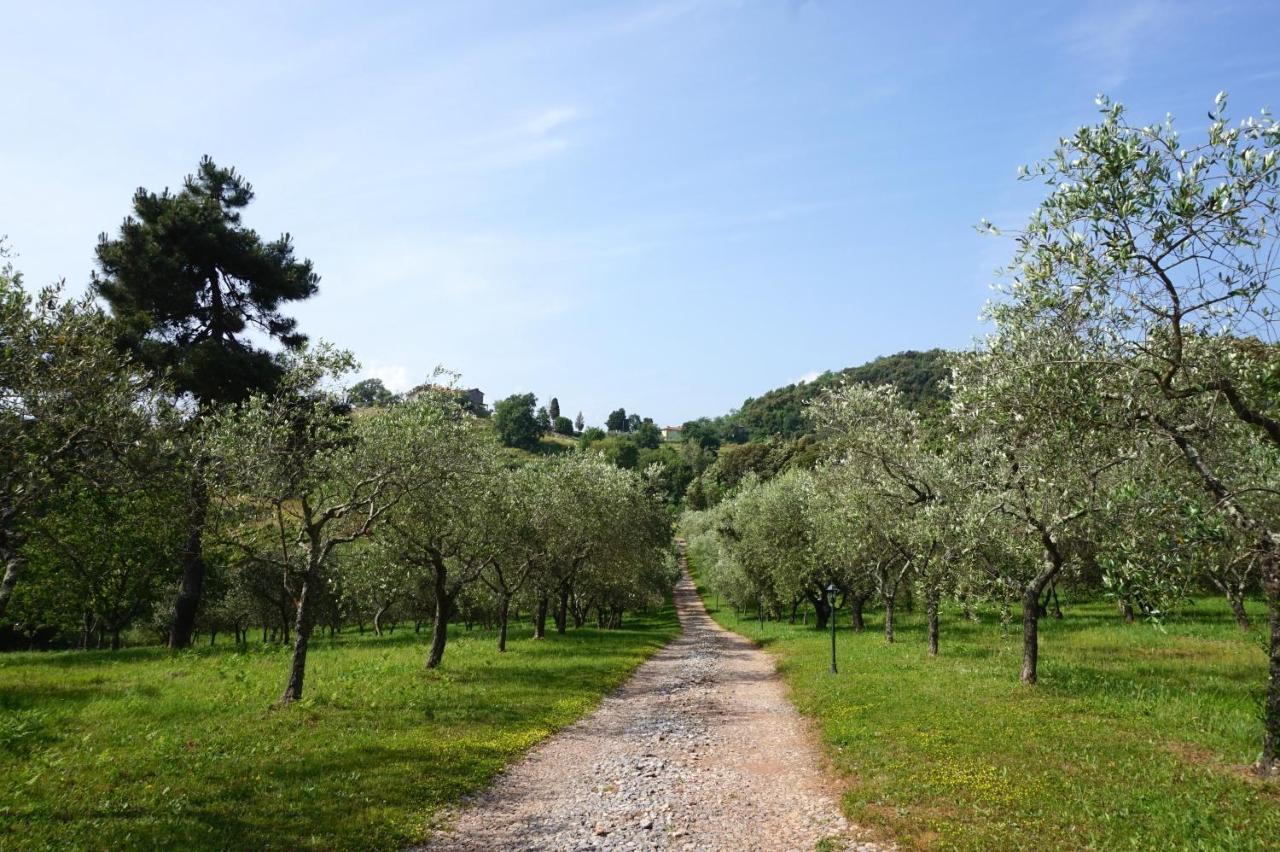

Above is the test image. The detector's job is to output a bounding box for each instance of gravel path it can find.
[419,545,885,851]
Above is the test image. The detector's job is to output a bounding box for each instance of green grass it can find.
[695,576,1280,850]
[0,610,678,851]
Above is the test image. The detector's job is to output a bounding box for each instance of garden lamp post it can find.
[826,583,839,674]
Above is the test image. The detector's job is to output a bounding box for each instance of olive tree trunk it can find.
[169,471,209,649]
[926,591,940,657]
[280,577,315,703]
[1021,562,1060,685]
[533,593,548,639]
[426,563,453,669]
[1227,587,1252,631]
[850,593,866,632]
[810,594,830,630]
[554,586,569,634]
[496,594,511,652]
[1261,553,1279,776]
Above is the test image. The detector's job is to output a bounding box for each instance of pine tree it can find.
[549,397,560,421]
[93,157,319,647]
[575,411,585,433]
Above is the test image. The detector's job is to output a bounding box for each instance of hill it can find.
[709,349,952,441]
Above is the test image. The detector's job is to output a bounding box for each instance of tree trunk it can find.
[1021,585,1040,685]
[533,593,548,639]
[497,593,511,652]
[373,605,387,637]
[851,594,866,631]
[0,553,25,619]
[926,592,939,657]
[1122,601,1136,624]
[1227,587,1252,631]
[811,595,830,630]
[169,471,209,649]
[883,596,895,644]
[111,628,122,651]
[426,587,451,669]
[555,587,569,634]
[1260,554,1279,776]
[280,578,315,704]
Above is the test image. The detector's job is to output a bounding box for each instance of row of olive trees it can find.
[1,254,673,699]
[686,94,1280,776]
[198,348,674,701]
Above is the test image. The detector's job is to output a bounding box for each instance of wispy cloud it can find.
[417,104,587,177]
[1063,1,1174,89]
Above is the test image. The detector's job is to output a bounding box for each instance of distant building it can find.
[660,425,684,442]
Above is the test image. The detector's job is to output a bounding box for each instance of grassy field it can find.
[0,610,678,851]
[695,576,1280,850]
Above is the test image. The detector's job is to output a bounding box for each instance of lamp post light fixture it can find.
[826,583,839,674]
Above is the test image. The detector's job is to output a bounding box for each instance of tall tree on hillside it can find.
[492,393,543,450]
[575,411,585,433]
[346,377,396,408]
[634,418,661,449]
[93,157,319,648]
[606,408,630,432]
[549,397,560,421]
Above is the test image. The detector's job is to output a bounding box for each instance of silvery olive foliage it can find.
[1,246,175,625]
[686,96,1280,774]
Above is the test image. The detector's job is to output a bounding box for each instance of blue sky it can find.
[2,1,1277,427]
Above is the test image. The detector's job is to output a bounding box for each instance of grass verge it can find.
[693,574,1280,850]
[0,610,678,850]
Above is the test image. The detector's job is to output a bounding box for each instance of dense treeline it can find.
[0,161,675,705]
[671,350,950,511]
[686,96,1280,777]
[720,348,951,440]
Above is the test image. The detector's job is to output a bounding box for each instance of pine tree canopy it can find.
[93,156,319,407]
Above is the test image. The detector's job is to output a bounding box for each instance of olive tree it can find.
[204,346,444,703]
[951,326,1132,684]
[365,392,500,667]
[987,93,1280,772]
[0,254,164,620]
[812,382,959,650]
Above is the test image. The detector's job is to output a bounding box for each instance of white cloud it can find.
[362,363,414,393]
[793,370,821,385]
[520,106,582,137]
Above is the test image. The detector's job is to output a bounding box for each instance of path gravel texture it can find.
[420,547,885,851]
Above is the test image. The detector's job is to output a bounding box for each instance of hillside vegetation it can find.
[726,349,951,440]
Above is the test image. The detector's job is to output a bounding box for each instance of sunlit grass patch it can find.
[693,571,1279,850]
[0,610,677,851]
